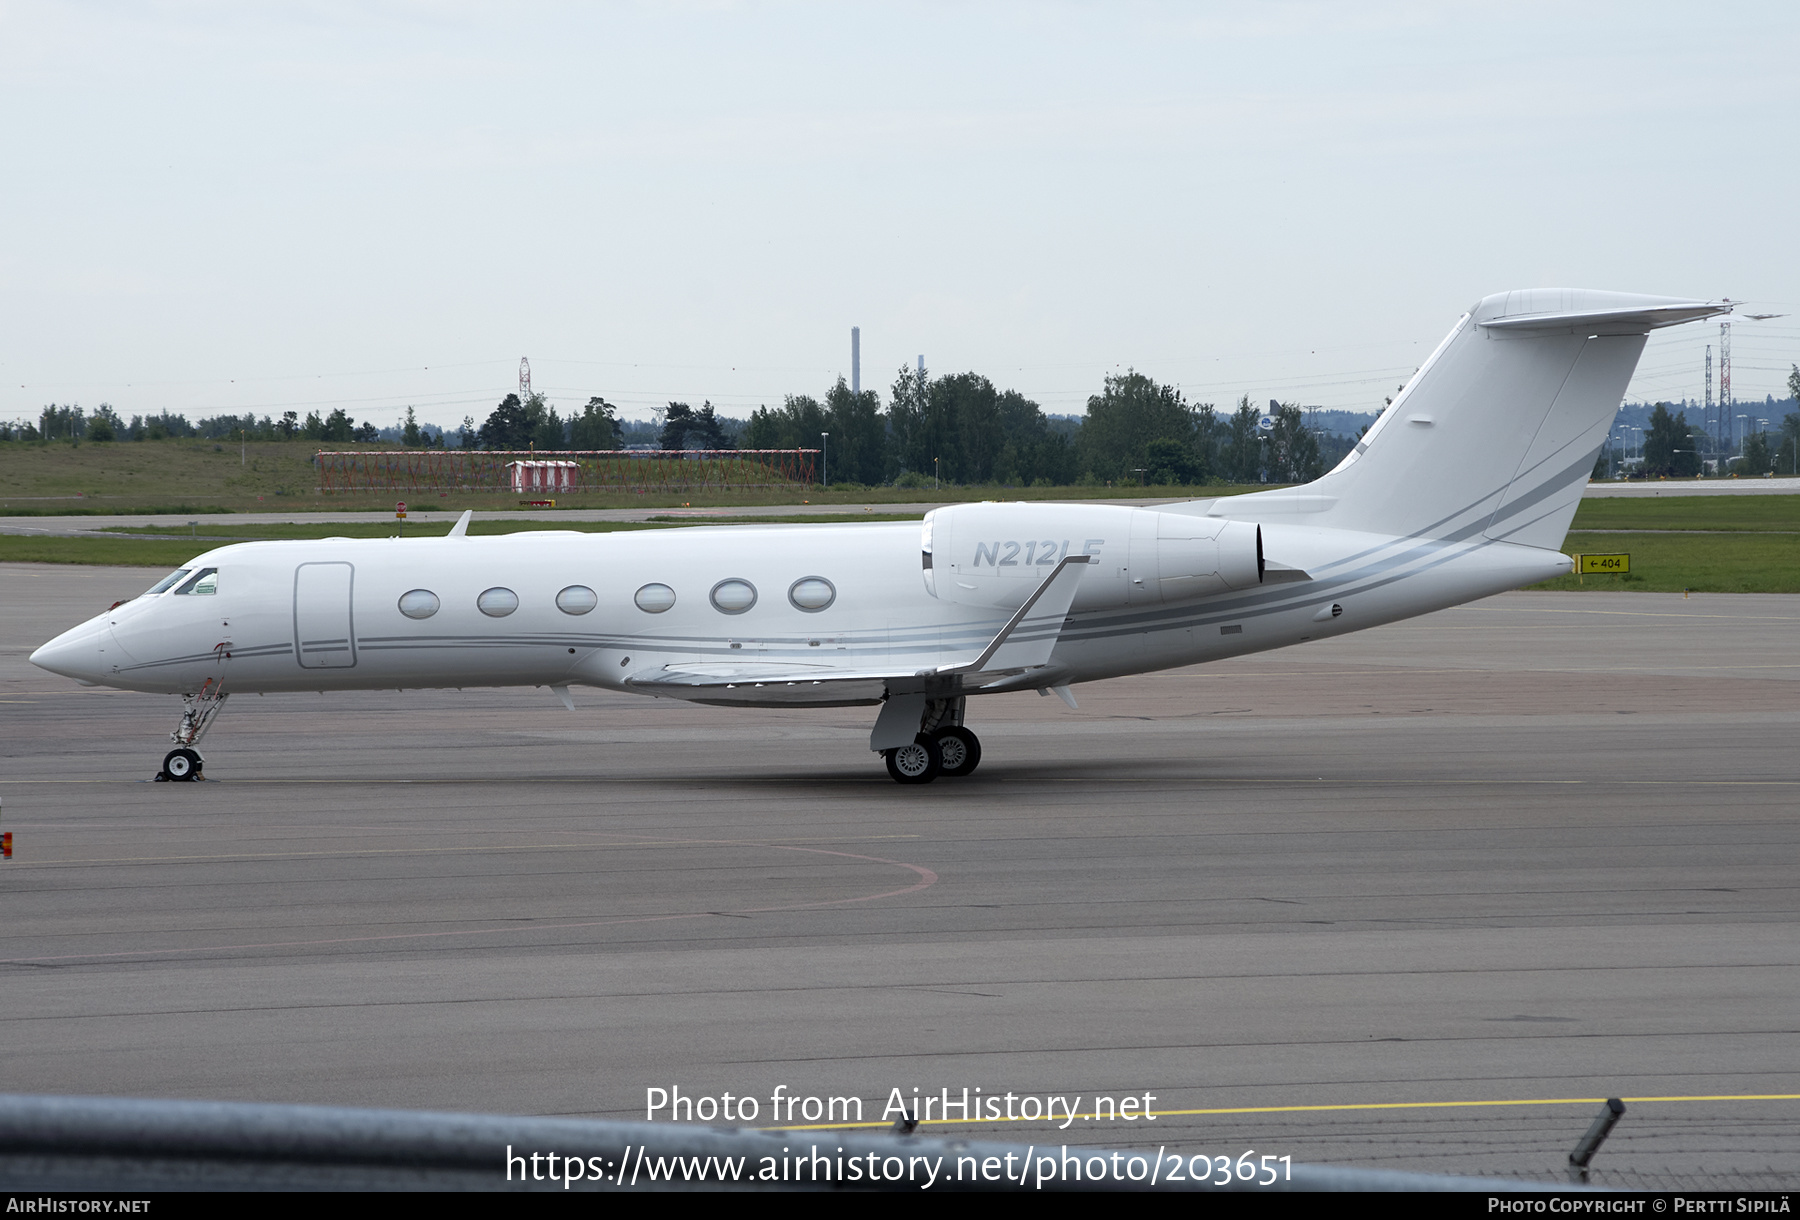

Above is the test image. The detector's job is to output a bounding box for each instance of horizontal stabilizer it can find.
[1480,298,1730,335]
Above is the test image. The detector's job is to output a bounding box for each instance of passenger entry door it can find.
[294,562,356,668]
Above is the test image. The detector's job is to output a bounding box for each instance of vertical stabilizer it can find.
[1213,290,1730,549]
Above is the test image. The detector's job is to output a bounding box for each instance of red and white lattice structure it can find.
[315,449,819,494]
[505,460,578,492]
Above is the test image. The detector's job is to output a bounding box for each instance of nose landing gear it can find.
[155,680,227,782]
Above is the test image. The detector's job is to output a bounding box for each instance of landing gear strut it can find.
[155,679,228,782]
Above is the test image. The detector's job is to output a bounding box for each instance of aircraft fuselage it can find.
[33,512,1568,704]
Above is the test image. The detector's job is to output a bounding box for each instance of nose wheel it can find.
[157,748,204,782]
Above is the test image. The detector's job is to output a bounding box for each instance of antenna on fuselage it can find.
[447,510,473,538]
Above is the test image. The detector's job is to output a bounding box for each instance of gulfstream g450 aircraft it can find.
[32,290,1729,784]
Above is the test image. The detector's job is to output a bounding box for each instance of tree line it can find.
[6,404,410,446]
[7,365,1353,487]
[1619,376,1800,479]
[456,366,1335,488]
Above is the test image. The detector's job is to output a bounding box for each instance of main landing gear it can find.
[882,697,982,785]
[155,680,228,783]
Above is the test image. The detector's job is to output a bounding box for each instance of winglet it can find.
[937,554,1093,676]
[447,510,473,538]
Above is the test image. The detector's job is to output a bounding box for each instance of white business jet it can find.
[32,289,1728,784]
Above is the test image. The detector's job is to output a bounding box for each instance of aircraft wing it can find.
[623,556,1094,707]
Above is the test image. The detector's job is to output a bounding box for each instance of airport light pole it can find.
[821,432,829,489]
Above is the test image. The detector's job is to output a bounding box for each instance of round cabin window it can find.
[634,583,676,613]
[709,579,757,615]
[477,587,519,617]
[787,577,836,612]
[397,589,440,619]
[556,585,598,615]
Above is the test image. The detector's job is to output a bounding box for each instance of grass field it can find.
[1525,531,1800,593]
[0,438,1264,514]
[92,513,923,540]
[0,515,925,567]
[0,535,249,568]
[3,438,1795,591]
[1538,495,1800,591]
[1570,496,1800,532]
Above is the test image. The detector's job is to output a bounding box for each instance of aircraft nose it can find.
[30,618,114,683]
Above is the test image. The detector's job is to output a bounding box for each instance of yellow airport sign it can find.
[1577,553,1630,574]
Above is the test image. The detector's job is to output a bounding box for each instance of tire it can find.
[162,748,202,782]
[934,726,982,778]
[884,734,942,784]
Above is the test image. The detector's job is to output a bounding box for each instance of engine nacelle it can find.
[922,503,1262,612]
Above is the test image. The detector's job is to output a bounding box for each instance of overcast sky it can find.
[3,2,1796,429]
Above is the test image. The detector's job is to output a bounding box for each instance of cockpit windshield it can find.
[174,568,219,596]
[143,569,192,596]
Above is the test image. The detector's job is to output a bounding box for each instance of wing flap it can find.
[631,660,902,687]
[626,663,891,707]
